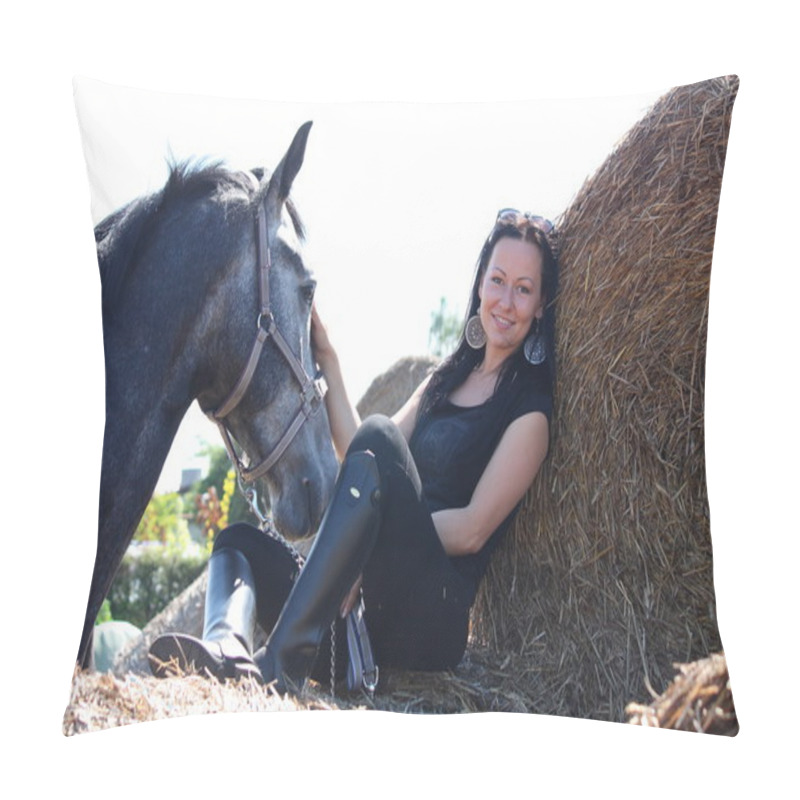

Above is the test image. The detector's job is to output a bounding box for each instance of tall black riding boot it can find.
[148,547,262,682]
[255,450,381,693]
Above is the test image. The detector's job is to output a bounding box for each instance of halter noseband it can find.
[206,198,327,488]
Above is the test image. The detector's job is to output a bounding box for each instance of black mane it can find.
[162,160,252,206]
[96,159,305,313]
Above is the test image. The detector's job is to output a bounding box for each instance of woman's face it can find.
[478,236,545,359]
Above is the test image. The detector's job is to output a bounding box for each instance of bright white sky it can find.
[74,79,663,492]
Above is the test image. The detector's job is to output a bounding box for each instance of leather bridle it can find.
[206,197,327,493]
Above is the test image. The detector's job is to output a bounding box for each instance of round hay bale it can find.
[356,355,437,418]
[473,76,739,722]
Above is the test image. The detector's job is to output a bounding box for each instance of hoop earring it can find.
[524,319,546,365]
[465,315,487,349]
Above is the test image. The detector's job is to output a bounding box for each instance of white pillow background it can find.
[3,4,794,798]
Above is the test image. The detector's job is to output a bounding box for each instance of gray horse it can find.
[78,123,338,669]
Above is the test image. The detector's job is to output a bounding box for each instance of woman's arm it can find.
[390,373,431,442]
[432,411,549,557]
[310,304,360,460]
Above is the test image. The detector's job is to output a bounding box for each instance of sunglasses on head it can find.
[496,208,555,235]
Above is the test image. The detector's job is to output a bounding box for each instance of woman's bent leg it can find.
[349,416,473,671]
[213,524,301,636]
[148,537,263,681]
[255,451,382,692]
[212,524,349,686]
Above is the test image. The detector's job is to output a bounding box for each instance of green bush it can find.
[95,598,113,625]
[191,444,259,530]
[105,545,208,629]
[134,491,191,546]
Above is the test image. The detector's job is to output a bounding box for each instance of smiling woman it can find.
[479,238,544,363]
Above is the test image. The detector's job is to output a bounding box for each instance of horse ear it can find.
[265,121,313,210]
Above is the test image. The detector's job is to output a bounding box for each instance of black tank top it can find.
[409,367,552,593]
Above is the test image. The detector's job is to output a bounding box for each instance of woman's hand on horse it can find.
[340,574,363,618]
[310,302,337,371]
[310,299,361,457]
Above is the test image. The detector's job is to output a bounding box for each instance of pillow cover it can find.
[66,76,738,734]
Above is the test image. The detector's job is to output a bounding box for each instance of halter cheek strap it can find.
[206,199,327,485]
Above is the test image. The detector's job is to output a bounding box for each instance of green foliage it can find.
[133,491,190,549]
[95,598,113,625]
[192,444,258,527]
[428,296,462,358]
[194,466,238,555]
[104,545,208,629]
[195,443,230,494]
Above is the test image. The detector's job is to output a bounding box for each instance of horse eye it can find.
[302,280,316,305]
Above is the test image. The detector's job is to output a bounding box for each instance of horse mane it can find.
[96,159,305,313]
[96,191,165,313]
[95,204,128,246]
[162,159,252,206]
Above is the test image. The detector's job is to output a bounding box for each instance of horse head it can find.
[196,122,338,540]
[80,123,338,668]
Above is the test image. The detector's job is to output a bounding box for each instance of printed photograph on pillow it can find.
[65,76,738,735]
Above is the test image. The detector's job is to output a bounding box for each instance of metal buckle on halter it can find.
[301,372,327,415]
[256,311,276,336]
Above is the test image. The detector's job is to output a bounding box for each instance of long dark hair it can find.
[418,213,559,420]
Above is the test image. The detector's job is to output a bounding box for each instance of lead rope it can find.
[240,483,304,574]
[239,477,339,697]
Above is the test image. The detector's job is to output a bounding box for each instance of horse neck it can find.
[109,218,255,409]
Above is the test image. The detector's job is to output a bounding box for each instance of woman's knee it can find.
[347,414,427,524]
[347,414,415,492]
[213,522,260,555]
[214,524,299,579]
[212,522,262,557]
[348,414,406,463]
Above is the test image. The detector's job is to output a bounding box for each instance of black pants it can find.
[216,415,473,673]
